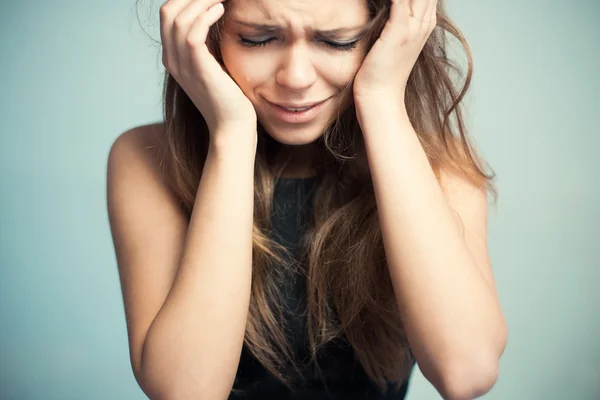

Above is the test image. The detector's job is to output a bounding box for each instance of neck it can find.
[275,142,319,179]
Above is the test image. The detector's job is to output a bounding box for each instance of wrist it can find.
[208,134,257,172]
[355,92,405,112]
[355,98,409,128]
[209,126,258,154]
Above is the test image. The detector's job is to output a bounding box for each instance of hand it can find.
[353,0,437,104]
[160,0,257,135]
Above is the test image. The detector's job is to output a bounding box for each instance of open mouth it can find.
[265,98,330,124]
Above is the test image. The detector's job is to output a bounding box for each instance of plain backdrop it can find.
[1,1,598,399]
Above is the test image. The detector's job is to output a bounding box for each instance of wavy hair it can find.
[135,0,497,393]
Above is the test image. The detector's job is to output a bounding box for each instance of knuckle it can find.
[159,4,172,21]
[196,12,209,27]
[184,35,200,50]
[172,17,185,32]
[185,24,208,49]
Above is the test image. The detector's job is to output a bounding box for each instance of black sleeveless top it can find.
[229,177,413,399]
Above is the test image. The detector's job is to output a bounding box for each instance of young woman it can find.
[107,0,507,398]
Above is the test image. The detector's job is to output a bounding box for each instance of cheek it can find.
[221,44,273,97]
[322,53,366,88]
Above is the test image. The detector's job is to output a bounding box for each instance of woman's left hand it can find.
[353,0,437,105]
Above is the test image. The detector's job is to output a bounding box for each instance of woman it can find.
[107,0,507,398]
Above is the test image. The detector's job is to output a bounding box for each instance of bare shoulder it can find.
[107,121,182,213]
[108,122,167,182]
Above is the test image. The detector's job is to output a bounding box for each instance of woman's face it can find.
[220,0,370,146]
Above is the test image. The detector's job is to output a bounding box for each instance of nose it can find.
[276,44,317,92]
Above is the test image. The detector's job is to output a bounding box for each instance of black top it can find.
[229,177,413,399]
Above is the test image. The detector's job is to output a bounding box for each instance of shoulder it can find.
[107,121,184,219]
[107,122,171,190]
[108,122,166,171]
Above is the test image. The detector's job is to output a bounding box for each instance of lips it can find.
[271,100,326,110]
[281,105,313,112]
[264,97,330,124]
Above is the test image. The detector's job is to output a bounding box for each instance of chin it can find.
[259,121,327,146]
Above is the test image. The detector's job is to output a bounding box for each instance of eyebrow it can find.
[231,19,367,37]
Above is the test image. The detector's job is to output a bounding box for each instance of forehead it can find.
[226,0,369,28]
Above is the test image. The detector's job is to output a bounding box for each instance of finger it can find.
[174,0,222,49]
[409,0,429,20]
[163,0,225,73]
[424,0,437,25]
[185,2,226,72]
[160,0,193,71]
[389,0,411,31]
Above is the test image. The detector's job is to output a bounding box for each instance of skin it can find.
[217,0,508,396]
[219,0,370,174]
[108,0,506,398]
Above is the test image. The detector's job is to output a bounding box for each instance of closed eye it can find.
[320,40,358,51]
[238,35,359,52]
[237,36,276,48]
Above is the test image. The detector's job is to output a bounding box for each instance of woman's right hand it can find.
[160,0,257,136]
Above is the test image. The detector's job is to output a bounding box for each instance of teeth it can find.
[285,106,311,112]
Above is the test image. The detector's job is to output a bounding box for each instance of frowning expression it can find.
[220,0,370,145]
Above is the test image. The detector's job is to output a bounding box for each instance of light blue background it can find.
[1,1,598,399]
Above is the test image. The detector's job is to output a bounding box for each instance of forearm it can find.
[358,105,505,398]
[141,133,257,400]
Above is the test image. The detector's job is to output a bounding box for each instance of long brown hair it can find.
[136,0,497,393]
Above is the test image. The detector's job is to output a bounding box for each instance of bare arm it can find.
[107,125,257,399]
[357,105,507,400]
